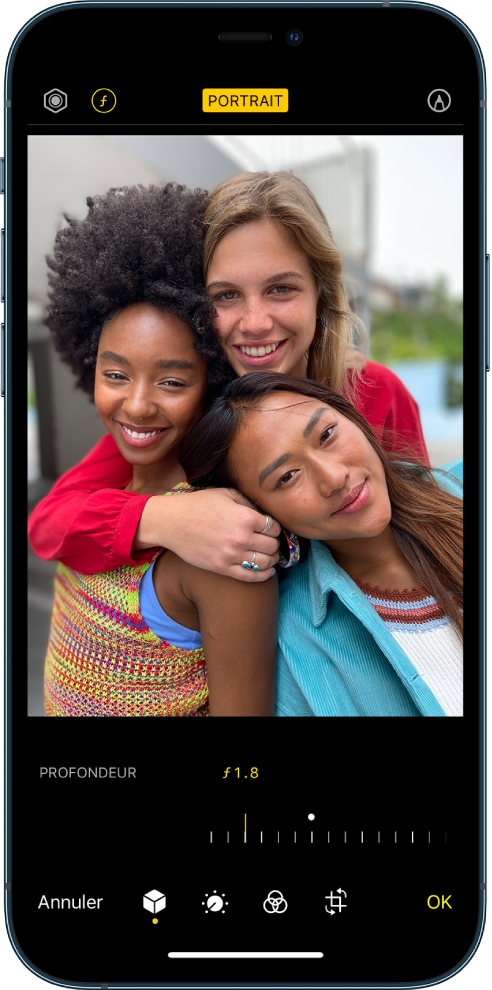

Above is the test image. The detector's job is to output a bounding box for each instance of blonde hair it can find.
[203,171,366,394]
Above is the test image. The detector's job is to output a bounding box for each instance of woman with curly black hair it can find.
[30,183,282,581]
[45,184,232,396]
[40,184,277,716]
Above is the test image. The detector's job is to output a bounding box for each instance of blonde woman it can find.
[203,170,365,393]
[29,173,426,580]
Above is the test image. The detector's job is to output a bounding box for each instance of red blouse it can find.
[28,361,428,574]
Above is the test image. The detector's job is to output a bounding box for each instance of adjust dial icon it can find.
[202,890,228,913]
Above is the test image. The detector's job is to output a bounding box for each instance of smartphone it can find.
[4,1,487,987]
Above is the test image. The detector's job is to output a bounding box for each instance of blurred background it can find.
[27,133,463,715]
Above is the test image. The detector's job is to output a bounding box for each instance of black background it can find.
[0,0,490,987]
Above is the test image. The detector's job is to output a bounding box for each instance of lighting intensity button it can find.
[44,89,67,113]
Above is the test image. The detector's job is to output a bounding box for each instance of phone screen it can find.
[9,3,486,987]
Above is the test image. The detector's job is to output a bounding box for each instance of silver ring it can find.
[262,514,273,534]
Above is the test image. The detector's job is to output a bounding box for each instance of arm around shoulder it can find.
[27,433,151,572]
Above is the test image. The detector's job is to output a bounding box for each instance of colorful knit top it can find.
[44,482,209,717]
[355,583,463,717]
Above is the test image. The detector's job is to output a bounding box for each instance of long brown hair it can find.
[181,372,463,638]
[203,171,367,394]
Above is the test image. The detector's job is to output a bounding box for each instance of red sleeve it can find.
[350,360,429,465]
[28,433,156,573]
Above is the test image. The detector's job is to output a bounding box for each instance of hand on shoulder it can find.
[134,487,281,581]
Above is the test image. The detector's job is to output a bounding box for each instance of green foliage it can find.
[28,388,37,408]
[369,279,463,364]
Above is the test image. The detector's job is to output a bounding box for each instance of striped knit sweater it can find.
[44,482,209,717]
[356,584,463,717]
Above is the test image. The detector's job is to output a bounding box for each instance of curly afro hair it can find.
[46,183,234,395]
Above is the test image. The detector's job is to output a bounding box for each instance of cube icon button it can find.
[143,889,166,914]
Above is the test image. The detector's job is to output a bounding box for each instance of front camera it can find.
[286,28,303,47]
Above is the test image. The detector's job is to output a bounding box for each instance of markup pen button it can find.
[91,88,117,113]
[202,88,288,113]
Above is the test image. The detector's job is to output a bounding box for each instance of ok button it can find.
[427,894,453,909]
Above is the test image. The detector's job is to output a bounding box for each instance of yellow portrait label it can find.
[202,89,289,113]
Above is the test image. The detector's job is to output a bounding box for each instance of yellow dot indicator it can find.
[152,918,158,924]
[91,88,117,113]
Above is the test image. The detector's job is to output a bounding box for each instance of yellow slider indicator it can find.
[203,88,289,112]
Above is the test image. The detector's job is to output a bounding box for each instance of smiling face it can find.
[227,393,391,544]
[206,219,319,378]
[94,302,208,468]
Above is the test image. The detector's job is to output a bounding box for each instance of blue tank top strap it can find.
[139,560,203,650]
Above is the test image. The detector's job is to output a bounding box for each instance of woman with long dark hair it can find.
[180,372,463,718]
